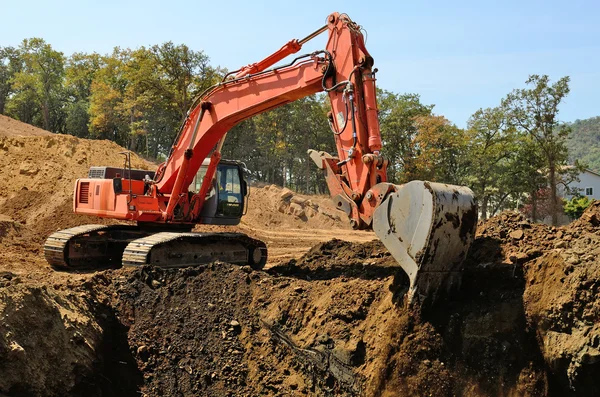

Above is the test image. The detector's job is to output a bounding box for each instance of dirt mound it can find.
[243,184,348,230]
[82,231,551,396]
[0,114,52,137]
[266,238,548,397]
[106,260,418,396]
[0,134,150,232]
[522,203,600,395]
[110,265,286,396]
[463,208,600,396]
[0,133,152,275]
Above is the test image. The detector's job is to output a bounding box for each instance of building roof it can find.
[584,168,600,178]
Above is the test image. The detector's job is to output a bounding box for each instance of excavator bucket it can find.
[373,181,477,307]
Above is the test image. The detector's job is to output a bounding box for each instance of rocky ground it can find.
[0,116,599,396]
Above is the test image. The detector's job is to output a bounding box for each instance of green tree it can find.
[377,90,433,183]
[465,107,519,219]
[64,52,102,137]
[503,75,578,225]
[510,134,547,220]
[564,196,592,219]
[150,42,220,123]
[88,48,131,145]
[408,114,469,185]
[143,43,222,157]
[0,46,20,115]
[7,38,66,132]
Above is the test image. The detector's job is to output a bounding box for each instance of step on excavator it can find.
[44,12,477,306]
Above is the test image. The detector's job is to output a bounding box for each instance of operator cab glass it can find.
[215,164,243,216]
[190,160,246,221]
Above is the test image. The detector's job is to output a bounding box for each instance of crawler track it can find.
[45,224,267,270]
[123,232,267,270]
[44,224,142,269]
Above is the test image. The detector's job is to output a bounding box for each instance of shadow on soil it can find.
[421,236,550,396]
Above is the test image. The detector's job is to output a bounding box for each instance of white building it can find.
[562,169,600,201]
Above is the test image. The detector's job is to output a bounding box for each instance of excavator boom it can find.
[45,12,477,307]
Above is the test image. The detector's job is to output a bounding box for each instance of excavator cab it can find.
[191,159,248,225]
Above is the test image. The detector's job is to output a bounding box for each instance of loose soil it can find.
[0,114,52,137]
[0,116,599,396]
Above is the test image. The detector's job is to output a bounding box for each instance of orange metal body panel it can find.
[74,178,163,221]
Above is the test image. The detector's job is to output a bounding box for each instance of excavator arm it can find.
[153,13,387,230]
[64,12,477,306]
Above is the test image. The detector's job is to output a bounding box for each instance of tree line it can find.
[0,39,583,224]
[567,116,600,172]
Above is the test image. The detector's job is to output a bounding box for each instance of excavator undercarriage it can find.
[44,224,267,270]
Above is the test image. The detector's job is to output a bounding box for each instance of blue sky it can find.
[2,0,598,127]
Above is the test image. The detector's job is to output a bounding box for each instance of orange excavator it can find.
[44,12,477,305]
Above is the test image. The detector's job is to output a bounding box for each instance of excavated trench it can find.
[3,206,600,396]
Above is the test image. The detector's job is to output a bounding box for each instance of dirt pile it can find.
[242,184,347,230]
[0,134,150,229]
[522,203,600,395]
[466,208,600,396]
[0,114,52,138]
[0,133,152,275]
[267,236,548,396]
[103,207,599,397]
[109,264,299,396]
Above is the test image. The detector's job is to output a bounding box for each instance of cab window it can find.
[216,165,243,216]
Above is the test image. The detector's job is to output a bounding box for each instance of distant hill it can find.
[567,116,600,172]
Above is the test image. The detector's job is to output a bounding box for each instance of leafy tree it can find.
[143,43,222,157]
[7,38,66,132]
[5,71,39,124]
[0,46,20,114]
[407,114,469,184]
[503,75,579,225]
[564,195,592,219]
[150,42,220,123]
[464,107,518,219]
[87,44,222,154]
[377,90,433,183]
[510,134,547,220]
[88,49,131,145]
[64,52,102,137]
